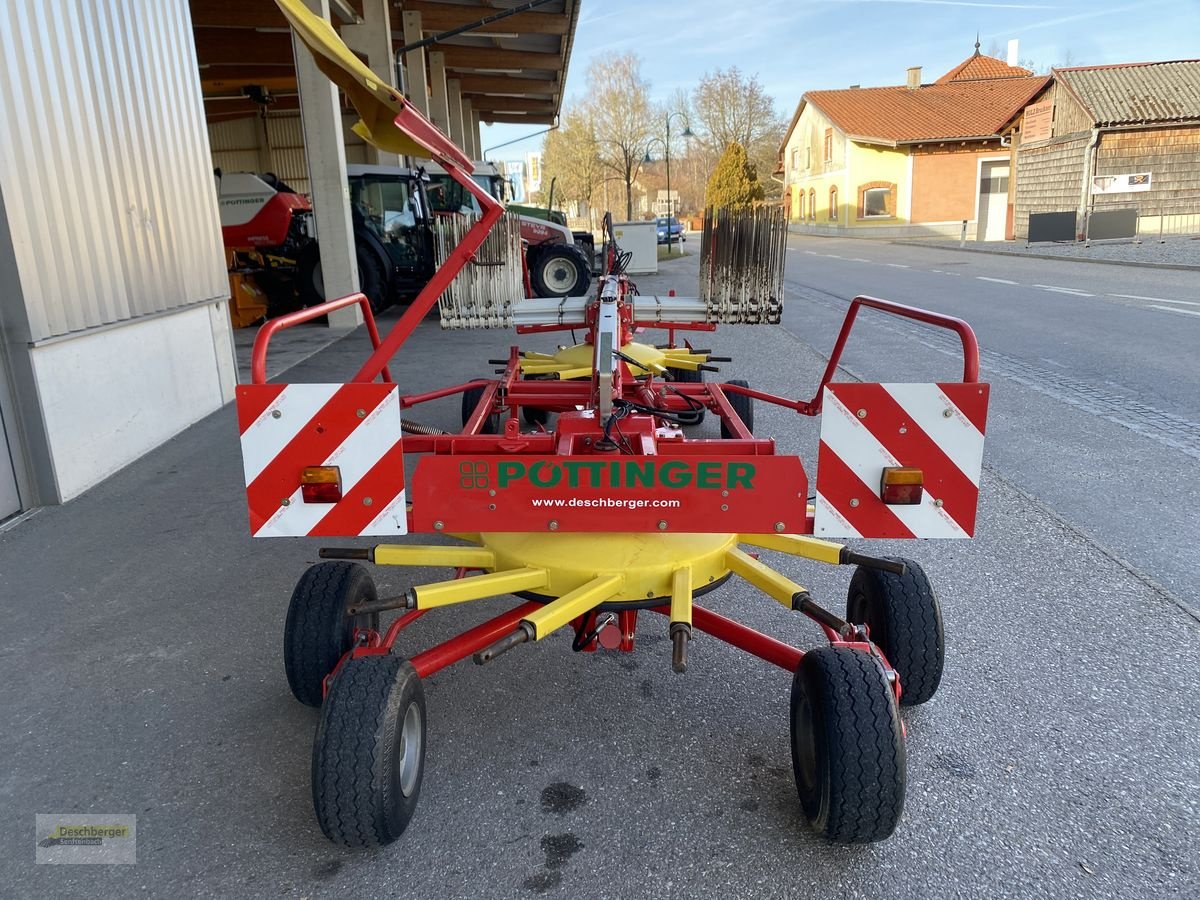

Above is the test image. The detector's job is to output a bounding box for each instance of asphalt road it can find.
[780,235,1200,602]
[1,247,1197,899]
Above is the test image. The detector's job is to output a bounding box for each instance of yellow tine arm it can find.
[374,545,496,569]
[411,567,547,610]
[725,548,807,609]
[738,534,844,566]
[668,567,693,673]
[522,574,625,639]
[670,567,692,628]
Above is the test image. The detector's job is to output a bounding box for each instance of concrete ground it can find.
[2,251,1197,898]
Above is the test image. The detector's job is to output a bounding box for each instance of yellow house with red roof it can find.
[779,47,1048,239]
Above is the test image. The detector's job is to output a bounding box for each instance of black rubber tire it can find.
[720,379,754,439]
[461,383,499,434]
[295,243,390,314]
[790,647,906,843]
[528,243,590,298]
[284,562,380,708]
[312,655,426,847]
[847,558,944,706]
[667,366,706,425]
[523,406,550,427]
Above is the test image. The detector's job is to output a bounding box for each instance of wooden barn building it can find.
[1002,60,1200,240]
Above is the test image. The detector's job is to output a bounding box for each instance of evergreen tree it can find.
[705,142,765,210]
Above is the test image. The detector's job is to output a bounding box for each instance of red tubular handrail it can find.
[799,294,981,415]
[249,291,392,386]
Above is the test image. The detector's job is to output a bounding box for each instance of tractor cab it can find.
[346,165,436,298]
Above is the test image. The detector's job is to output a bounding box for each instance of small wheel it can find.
[523,406,550,427]
[720,379,754,439]
[461,383,498,434]
[312,655,426,847]
[790,647,906,843]
[668,366,705,425]
[847,558,944,706]
[284,562,380,707]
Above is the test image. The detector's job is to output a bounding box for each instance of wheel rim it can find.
[795,692,819,799]
[541,258,578,294]
[396,701,422,798]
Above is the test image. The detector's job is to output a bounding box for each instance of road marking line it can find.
[849,258,871,263]
[977,276,1017,284]
[1034,284,1095,296]
[804,250,818,255]
[1111,294,1200,307]
[1111,293,1181,303]
[822,253,844,259]
[886,263,910,268]
[1149,305,1200,318]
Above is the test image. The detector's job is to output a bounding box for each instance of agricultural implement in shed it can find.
[240,0,991,848]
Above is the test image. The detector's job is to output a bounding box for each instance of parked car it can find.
[655,216,686,244]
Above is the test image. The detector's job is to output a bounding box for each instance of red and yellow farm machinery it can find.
[238,0,991,848]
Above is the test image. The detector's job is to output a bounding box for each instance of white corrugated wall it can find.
[0,0,227,342]
[208,112,370,195]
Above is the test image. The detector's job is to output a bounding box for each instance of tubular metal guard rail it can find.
[249,292,392,386]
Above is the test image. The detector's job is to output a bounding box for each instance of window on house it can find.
[829,186,838,221]
[863,187,891,217]
[805,146,811,169]
[790,148,798,172]
[823,129,833,164]
[809,189,816,221]
[799,190,805,220]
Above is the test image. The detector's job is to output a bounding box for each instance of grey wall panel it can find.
[0,0,226,342]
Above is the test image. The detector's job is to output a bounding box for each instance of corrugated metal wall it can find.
[0,0,227,343]
[208,113,370,195]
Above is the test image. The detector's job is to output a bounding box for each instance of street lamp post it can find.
[645,111,693,255]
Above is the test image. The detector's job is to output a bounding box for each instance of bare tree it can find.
[585,53,654,220]
[690,67,784,201]
[541,104,604,220]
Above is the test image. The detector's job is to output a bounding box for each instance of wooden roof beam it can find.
[399,44,563,72]
[398,1,569,36]
[465,95,557,113]
[455,74,558,96]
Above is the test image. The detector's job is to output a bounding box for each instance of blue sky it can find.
[479,0,1200,160]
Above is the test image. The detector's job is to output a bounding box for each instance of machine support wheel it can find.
[311,655,426,847]
[284,562,380,708]
[669,367,705,425]
[790,647,906,843]
[847,558,944,706]
[461,383,499,434]
[720,379,754,439]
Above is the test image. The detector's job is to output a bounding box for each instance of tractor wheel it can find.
[528,243,590,298]
[720,379,754,439]
[284,562,380,708]
[461,383,499,434]
[295,244,390,314]
[790,647,906,843]
[668,366,705,426]
[312,655,426,847]
[847,558,944,706]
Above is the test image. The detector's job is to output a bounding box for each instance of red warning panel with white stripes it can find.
[814,382,989,539]
[236,383,407,538]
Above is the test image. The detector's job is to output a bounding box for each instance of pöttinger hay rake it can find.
[240,0,991,848]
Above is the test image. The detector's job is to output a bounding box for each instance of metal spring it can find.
[699,206,787,325]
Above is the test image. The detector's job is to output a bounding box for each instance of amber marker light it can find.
[880,466,923,505]
[301,466,342,503]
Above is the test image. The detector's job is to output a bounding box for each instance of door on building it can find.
[977,161,1010,242]
[0,358,20,518]
[0,410,19,520]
